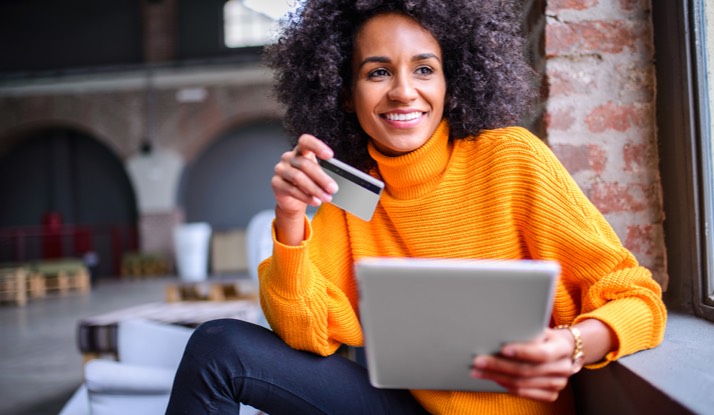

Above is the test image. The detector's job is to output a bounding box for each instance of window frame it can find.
[653,0,714,321]
[223,0,277,49]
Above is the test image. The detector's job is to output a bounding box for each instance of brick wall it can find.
[544,0,666,286]
[141,0,177,63]
[0,69,280,162]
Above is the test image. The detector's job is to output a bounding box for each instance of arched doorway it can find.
[0,128,138,276]
[181,120,291,229]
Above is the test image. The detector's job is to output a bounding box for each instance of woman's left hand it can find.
[470,328,576,402]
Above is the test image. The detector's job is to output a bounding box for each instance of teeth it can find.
[385,112,422,121]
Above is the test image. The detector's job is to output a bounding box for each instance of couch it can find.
[59,318,261,415]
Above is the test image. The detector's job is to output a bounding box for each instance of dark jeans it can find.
[165,319,430,415]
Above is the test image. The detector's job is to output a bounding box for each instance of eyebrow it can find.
[357,53,441,70]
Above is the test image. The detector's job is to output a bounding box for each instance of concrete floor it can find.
[0,277,177,415]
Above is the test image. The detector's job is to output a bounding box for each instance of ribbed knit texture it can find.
[259,121,667,415]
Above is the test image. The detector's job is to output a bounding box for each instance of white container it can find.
[173,222,212,281]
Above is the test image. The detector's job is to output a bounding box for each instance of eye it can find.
[367,68,390,79]
[415,66,434,76]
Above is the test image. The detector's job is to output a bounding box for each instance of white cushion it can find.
[117,319,193,367]
[85,360,176,394]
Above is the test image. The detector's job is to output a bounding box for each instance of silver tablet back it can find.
[355,257,559,392]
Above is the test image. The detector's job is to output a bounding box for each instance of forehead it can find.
[353,13,441,57]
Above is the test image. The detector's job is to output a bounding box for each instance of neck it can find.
[368,120,452,199]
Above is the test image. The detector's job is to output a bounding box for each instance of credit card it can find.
[318,158,384,221]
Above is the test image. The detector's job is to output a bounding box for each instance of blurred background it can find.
[0,0,548,281]
[0,0,305,279]
[0,2,309,413]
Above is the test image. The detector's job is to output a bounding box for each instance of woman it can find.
[166,1,666,414]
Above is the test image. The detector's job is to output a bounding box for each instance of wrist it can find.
[556,324,585,373]
[274,205,308,246]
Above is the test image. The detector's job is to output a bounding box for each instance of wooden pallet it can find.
[0,260,91,305]
[0,267,28,306]
[39,270,90,295]
[29,259,91,296]
[165,279,258,303]
[121,252,170,278]
[27,274,46,299]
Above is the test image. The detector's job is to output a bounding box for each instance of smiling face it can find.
[348,13,447,157]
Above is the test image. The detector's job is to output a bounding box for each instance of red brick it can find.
[551,143,606,174]
[585,101,649,133]
[623,143,650,172]
[544,107,576,131]
[548,0,598,11]
[552,144,589,174]
[23,96,53,119]
[615,63,655,101]
[547,70,597,97]
[588,144,607,174]
[588,181,655,214]
[624,224,655,256]
[620,0,647,12]
[142,0,176,62]
[546,20,638,56]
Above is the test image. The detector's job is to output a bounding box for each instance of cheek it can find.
[433,84,447,108]
[349,93,374,133]
[352,90,378,118]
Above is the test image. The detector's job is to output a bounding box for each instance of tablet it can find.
[354,257,560,392]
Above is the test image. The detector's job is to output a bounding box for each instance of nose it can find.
[387,74,418,103]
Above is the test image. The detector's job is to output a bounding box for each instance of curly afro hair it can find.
[264,0,537,172]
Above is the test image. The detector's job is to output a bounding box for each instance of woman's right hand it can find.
[271,134,338,245]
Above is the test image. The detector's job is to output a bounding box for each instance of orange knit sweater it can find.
[259,121,667,415]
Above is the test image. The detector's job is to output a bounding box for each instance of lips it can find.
[383,111,424,121]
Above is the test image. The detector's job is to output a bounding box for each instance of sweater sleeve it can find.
[257,204,364,356]
[504,128,667,367]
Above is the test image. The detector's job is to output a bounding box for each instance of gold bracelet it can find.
[556,324,585,373]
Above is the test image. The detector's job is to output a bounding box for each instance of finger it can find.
[472,367,569,392]
[499,329,572,363]
[472,354,571,378]
[271,175,323,207]
[295,134,334,160]
[274,162,332,205]
[286,153,339,196]
[509,386,562,403]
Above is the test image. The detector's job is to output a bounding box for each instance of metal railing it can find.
[0,224,138,277]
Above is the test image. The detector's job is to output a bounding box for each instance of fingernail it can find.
[322,194,332,203]
[501,347,515,357]
[312,197,322,206]
[474,356,487,369]
[327,181,339,194]
[471,369,483,378]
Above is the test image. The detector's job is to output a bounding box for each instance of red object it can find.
[74,227,93,255]
[42,211,63,259]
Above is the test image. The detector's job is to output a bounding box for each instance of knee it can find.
[170,320,267,404]
[184,319,269,361]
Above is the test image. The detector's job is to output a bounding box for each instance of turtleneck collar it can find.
[368,119,452,200]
